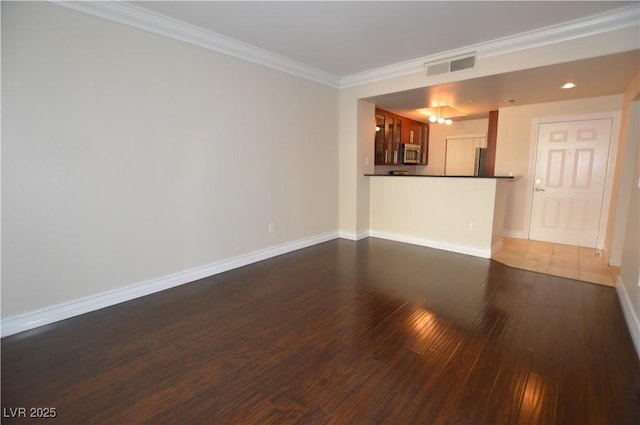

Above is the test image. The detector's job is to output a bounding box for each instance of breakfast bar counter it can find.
[365,174,512,258]
[365,173,514,178]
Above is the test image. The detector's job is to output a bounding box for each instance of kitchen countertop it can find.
[364,173,515,179]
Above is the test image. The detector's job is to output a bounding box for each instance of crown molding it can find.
[339,4,640,88]
[53,1,637,91]
[53,1,341,88]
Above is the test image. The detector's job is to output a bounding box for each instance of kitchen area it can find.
[359,50,635,261]
[371,106,498,177]
[365,104,511,259]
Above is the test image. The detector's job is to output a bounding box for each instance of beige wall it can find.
[614,70,640,356]
[369,177,502,257]
[494,95,623,238]
[355,100,375,236]
[2,2,339,318]
[607,70,640,264]
[492,180,508,249]
[618,99,639,356]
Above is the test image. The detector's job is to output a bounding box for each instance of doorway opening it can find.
[528,117,614,248]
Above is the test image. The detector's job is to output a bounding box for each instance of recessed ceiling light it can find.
[562,82,577,89]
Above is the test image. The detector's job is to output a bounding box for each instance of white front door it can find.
[529,118,613,248]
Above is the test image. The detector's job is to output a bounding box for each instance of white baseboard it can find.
[338,230,357,240]
[338,230,370,241]
[1,231,339,338]
[355,230,370,241]
[503,229,529,239]
[369,230,491,259]
[616,275,640,360]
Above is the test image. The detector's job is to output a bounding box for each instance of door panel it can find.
[573,149,594,188]
[567,199,588,231]
[546,150,565,187]
[529,119,612,248]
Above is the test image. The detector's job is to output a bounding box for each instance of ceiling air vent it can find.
[425,53,476,77]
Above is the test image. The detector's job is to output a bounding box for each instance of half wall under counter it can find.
[365,174,513,258]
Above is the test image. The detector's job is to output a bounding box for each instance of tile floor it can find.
[492,238,619,287]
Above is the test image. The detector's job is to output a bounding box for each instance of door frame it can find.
[524,112,622,250]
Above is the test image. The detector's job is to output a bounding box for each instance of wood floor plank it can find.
[2,238,639,424]
[516,373,558,425]
[511,272,554,352]
[554,279,589,425]
[480,346,533,425]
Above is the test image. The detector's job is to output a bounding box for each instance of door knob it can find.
[534,187,546,192]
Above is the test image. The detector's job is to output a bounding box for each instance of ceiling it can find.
[368,50,640,122]
[129,1,640,120]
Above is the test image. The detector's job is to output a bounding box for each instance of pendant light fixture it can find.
[428,106,453,125]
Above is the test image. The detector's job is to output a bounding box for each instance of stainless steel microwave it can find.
[403,144,421,164]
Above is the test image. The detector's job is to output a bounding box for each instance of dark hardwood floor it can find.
[2,238,640,424]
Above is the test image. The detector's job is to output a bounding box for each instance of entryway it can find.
[492,238,618,286]
[529,117,613,248]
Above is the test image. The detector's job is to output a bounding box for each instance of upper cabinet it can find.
[418,122,429,165]
[404,119,418,144]
[374,112,386,164]
[375,108,428,166]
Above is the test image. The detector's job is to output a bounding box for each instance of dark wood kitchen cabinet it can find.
[404,119,419,145]
[374,112,386,164]
[374,108,400,165]
[374,108,429,165]
[418,123,429,165]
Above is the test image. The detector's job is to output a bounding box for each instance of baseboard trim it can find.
[1,231,339,338]
[616,275,640,360]
[503,229,529,239]
[369,230,491,259]
[338,230,370,241]
[338,231,357,240]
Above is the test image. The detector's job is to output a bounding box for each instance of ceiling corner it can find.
[339,4,640,90]
[53,0,341,89]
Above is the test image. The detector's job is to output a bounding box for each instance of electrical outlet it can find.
[268,223,275,233]
[469,222,476,231]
